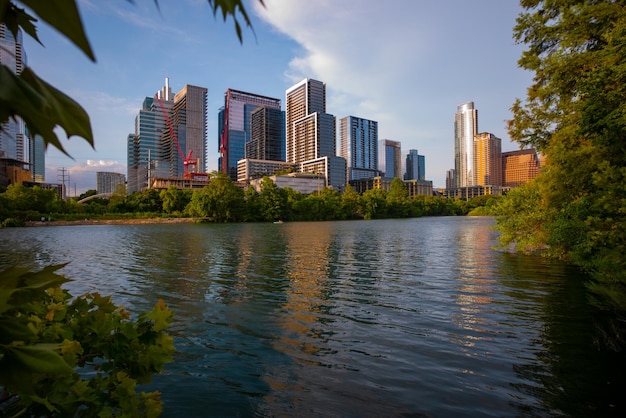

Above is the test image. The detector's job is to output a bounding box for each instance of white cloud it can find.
[255,0,531,186]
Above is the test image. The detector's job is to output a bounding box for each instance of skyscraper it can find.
[285,78,345,190]
[246,106,285,161]
[454,101,478,187]
[404,149,425,181]
[127,78,207,194]
[171,84,208,176]
[474,132,502,186]
[219,89,281,180]
[378,139,402,178]
[339,116,378,181]
[127,95,168,194]
[1,24,46,185]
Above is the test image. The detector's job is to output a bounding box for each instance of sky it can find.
[23,0,533,195]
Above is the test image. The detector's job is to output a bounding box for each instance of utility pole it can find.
[57,167,69,199]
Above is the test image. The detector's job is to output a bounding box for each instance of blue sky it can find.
[24,0,532,195]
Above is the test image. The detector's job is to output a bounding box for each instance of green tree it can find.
[340,184,363,219]
[160,186,191,215]
[242,185,262,222]
[186,171,245,222]
[362,188,388,220]
[499,0,626,312]
[257,176,287,222]
[386,178,410,218]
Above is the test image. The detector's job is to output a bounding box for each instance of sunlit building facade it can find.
[339,116,379,181]
[285,78,346,190]
[502,149,540,187]
[454,101,478,187]
[474,132,502,186]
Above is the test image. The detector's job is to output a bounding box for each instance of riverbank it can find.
[25,217,201,227]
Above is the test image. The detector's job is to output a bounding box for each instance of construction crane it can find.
[154,93,204,180]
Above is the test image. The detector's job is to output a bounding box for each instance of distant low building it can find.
[249,172,324,195]
[443,185,502,199]
[502,149,540,187]
[96,172,126,194]
[349,176,433,197]
[237,158,295,183]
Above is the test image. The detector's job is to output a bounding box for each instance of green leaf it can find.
[0,65,94,155]
[0,2,42,45]
[19,0,95,61]
[0,343,75,393]
[0,318,36,343]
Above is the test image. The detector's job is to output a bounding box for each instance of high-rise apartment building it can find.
[454,102,478,187]
[339,116,378,181]
[1,24,46,185]
[27,130,45,182]
[378,139,402,178]
[219,89,281,180]
[404,149,425,181]
[246,106,285,161]
[474,132,502,186]
[127,78,207,194]
[285,78,345,190]
[170,84,208,176]
[502,149,540,187]
[97,172,126,194]
[0,24,28,167]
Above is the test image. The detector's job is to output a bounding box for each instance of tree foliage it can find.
[0,265,174,416]
[497,0,626,313]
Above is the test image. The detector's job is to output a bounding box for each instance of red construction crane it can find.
[154,93,203,179]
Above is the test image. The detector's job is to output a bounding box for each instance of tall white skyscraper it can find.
[454,101,478,187]
[339,116,378,181]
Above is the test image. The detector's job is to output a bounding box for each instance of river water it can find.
[1,217,624,417]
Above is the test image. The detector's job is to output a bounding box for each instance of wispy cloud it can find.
[254,0,529,185]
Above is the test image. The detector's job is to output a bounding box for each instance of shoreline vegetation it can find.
[24,217,202,227]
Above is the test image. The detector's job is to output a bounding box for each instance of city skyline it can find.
[20,1,530,194]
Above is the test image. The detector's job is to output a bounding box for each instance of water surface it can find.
[1,217,623,417]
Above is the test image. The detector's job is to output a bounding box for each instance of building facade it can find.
[404,149,425,181]
[454,101,478,188]
[339,116,379,181]
[285,78,345,190]
[502,149,541,187]
[171,84,208,176]
[97,172,126,194]
[378,139,402,178]
[127,95,168,194]
[474,132,502,186]
[246,106,285,162]
[219,89,281,180]
[0,24,26,163]
[237,158,294,183]
[127,78,207,194]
